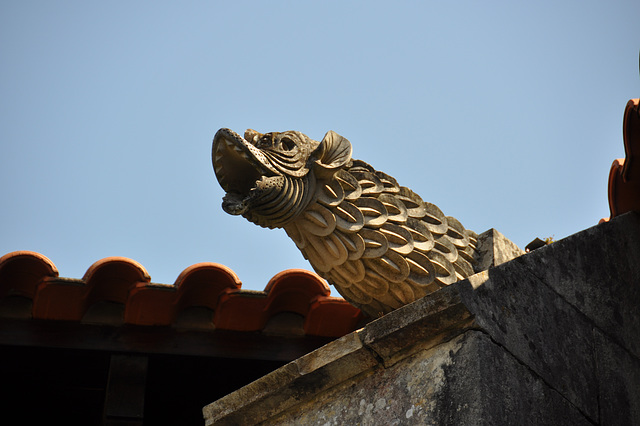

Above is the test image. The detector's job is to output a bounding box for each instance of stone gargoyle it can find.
[212,128,478,318]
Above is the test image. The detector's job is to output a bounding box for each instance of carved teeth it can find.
[214,164,225,179]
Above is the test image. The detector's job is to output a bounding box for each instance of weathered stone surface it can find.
[473,228,525,272]
[517,212,640,359]
[203,331,378,425]
[269,331,590,426]
[594,328,640,425]
[458,267,599,420]
[203,215,639,426]
[361,283,473,366]
[358,226,525,367]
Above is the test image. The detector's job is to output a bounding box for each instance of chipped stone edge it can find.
[203,280,478,425]
[203,330,377,425]
[474,228,525,272]
[203,229,523,425]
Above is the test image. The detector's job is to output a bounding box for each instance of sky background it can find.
[1,1,639,291]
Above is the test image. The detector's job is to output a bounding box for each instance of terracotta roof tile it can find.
[33,257,151,321]
[604,98,640,222]
[0,251,362,338]
[126,262,241,326]
[0,251,58,298]
[213,269,362,336]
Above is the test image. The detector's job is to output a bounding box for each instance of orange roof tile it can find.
[126,262,241,326]
[214,269,362,337]
[0,251,363,338]
[0,251,58,299]
[603,98,640,222]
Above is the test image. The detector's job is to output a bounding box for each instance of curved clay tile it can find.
[125,262,242,326]
[263,269,331,315]
[622,98,639,182]
[0,251,58,299]
[33,256,150,321]
[173,262,242,309]
[304,296,363,337]
[82,256,151,303]
[0,251,361,337]
[606,99,640,221]
[213,289,271,331]
[215,269,337,332]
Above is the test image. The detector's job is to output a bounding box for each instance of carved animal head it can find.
[212,128,478,318]
[212,128,352,228]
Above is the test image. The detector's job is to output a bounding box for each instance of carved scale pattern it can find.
[283,160,477,317]
[212,128,478,318]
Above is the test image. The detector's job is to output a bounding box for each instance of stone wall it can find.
[203,212,640,425]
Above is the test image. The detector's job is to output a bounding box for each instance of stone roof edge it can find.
[203,281,475,425]
[203,211,640,425]
[202,227,523,424]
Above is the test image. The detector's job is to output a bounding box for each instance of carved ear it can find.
[244,129,262,144]
[312,131,352,176]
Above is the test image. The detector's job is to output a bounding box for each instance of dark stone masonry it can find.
[203,212,640,425]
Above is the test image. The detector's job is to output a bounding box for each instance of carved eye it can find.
[281,137,296,151]
[256,136,271,148]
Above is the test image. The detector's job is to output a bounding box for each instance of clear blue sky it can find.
[2,1,638,290]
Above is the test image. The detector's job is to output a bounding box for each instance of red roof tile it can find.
[126,262,241,326]
[214,269,362,336]
[603,98,640,222]
[0,251,58,299]
[0,251,363,337]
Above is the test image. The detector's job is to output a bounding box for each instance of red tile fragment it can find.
[125,262,242,326]
[214,290,269,331]
[0,251,58,299]
[304,296,364,337]
[606,99,640,221]
[622,99,639,183]
[215,269,334,332]
[32,278,87,321]
[263,269,331,315]
[33,257,150,321]
[83,257,151,303]
[173,262,242,310]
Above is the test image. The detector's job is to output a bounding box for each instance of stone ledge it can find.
[203,289,478,425]
[268,331,593,426]
[203,214,639,425]
[203,331,378,425]
[361,283,475,367]
[203,227,525,425]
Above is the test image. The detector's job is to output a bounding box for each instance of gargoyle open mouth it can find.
[211,126,482,318]
[212,127,356,230]
[212,128,279,215]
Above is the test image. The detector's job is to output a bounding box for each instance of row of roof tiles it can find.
[0,251,363,337]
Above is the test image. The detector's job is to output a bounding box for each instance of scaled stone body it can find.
[212,128,477,317]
